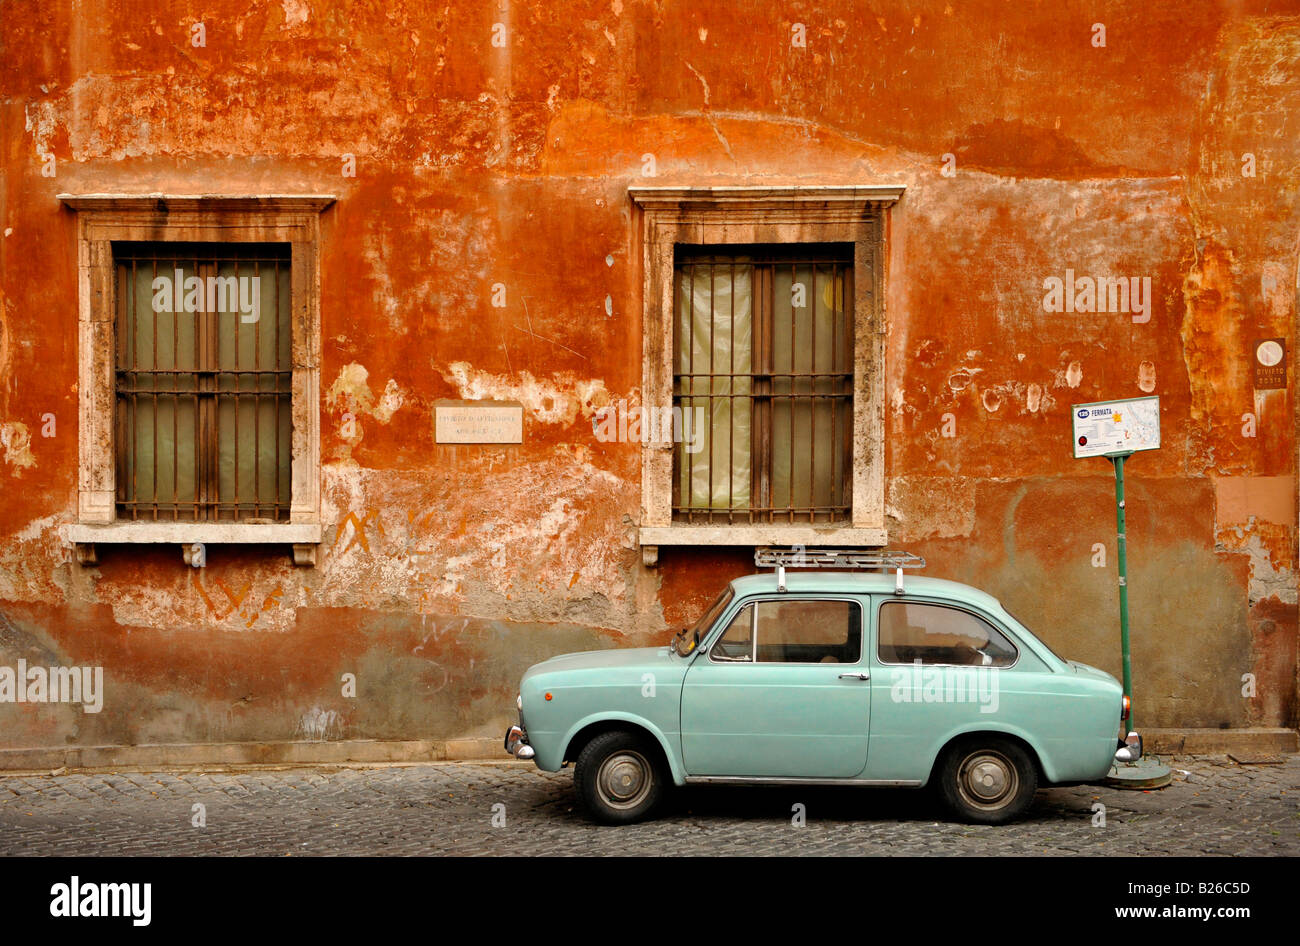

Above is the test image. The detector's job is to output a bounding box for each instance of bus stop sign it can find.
[1072,396,1160,459]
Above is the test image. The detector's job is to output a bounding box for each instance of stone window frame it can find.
[58,194,335,566]
[629,185,903,565]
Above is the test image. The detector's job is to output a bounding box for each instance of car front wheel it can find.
[573,730,665,824]
[937,737,1038,824]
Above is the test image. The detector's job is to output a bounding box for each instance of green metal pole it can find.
[1113,453,1133,730]
[1103,448,1170,787]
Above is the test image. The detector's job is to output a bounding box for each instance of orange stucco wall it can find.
[0,1,1296,752]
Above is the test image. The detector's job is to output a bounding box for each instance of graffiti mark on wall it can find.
[335,509,385,553]
[404,508,443,558]
[296,706,344,741]
[190,570,284,628]
[333,506,457,560]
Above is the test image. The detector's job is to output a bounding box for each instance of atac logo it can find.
[1077,409,1090,419]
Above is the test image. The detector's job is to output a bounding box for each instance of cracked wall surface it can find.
[0,1,1297,751]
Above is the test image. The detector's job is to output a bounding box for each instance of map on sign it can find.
[1071,396,1160,459]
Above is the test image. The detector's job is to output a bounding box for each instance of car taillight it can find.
[1121,694,1131,721]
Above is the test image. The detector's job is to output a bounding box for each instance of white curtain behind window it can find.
[676,263,753,510]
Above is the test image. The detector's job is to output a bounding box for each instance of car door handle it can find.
[838,672,870,681]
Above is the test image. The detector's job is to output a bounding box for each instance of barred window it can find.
[114,243,292,522]
[673,245,854,524]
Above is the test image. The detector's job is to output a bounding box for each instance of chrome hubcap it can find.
[597,751,652,810]
[958,750,1018,810]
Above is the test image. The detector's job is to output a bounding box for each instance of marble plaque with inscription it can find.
[435,400,523,444]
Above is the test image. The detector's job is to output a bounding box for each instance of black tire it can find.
[573,730,666,825]
[936,737,1038,824]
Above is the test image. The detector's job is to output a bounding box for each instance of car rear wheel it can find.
[573,730,666,825]
[937,737,1038,824]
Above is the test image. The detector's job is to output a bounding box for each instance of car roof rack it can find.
[755,547,927,596]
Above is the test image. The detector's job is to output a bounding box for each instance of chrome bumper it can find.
[504,724,535,761]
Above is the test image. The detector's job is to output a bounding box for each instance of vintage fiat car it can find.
[505,552,1130,825]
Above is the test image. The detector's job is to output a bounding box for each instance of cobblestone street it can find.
[0,754,1296,856]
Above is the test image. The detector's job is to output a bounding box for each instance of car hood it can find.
[525,646,676,676]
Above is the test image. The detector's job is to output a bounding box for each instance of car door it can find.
[864,595,1021,781]
[679,595,871,778]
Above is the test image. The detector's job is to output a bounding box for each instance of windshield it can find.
[672,587,734,657]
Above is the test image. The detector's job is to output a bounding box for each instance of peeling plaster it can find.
[1138,360,1157,392]
[0,515,66,602]
[1026,383,1043,413]
[979,380,1056,416]
[440,361,610,427]
[0,292,12,415]
[0,422,36,474]
[313,458,646,635]
[1063,360,1083,388]
[1222,528,1299,607]
[887,476,977,540]
[99,564,299,634]
[325,363,406,463]
[948,369,976,392]
[327,363,404,419]
[281,0,311,29]
[23,101,58,156]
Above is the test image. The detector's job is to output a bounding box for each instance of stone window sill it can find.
[64,522,323,566]
[638,525,888,566]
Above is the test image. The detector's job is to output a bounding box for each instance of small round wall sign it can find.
[1257,340,1284,367]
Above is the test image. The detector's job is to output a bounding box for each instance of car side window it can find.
[757,599,861,663]
[711,604,755,661]
[877,601,1018,667]
[710,599,861,664]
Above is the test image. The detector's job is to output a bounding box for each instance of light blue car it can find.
[505,566,1129,824]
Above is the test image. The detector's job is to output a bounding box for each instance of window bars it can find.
[673,245,854,525]
[113,242,293,522]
